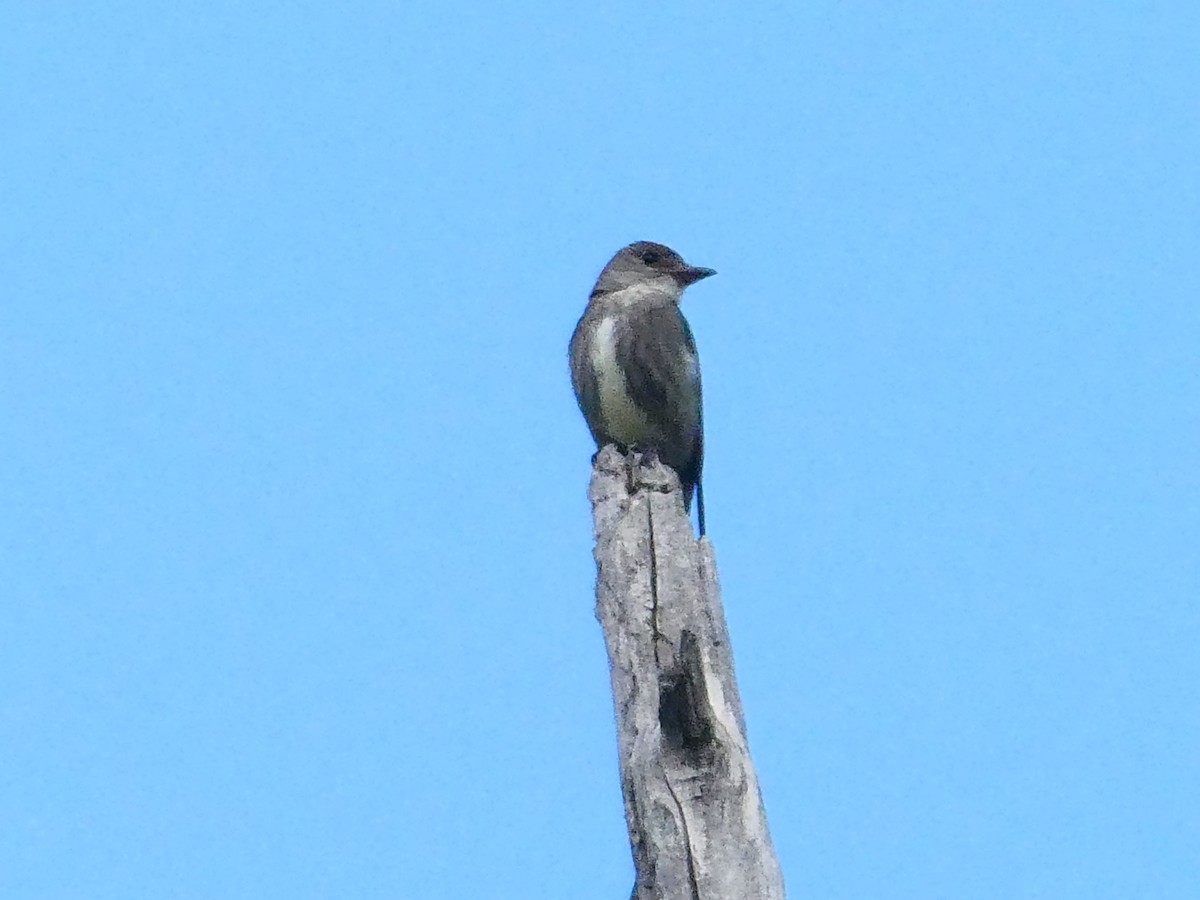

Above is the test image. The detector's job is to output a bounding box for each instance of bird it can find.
[569,241,715,534]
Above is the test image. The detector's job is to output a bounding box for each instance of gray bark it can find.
[587,446,785,900]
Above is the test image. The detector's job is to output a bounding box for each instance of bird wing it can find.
[617,305,704,496]
[568,309,605,445]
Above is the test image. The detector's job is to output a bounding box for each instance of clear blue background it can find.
[4,3,1198,897]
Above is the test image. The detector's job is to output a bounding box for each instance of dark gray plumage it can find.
[569,241,715,534]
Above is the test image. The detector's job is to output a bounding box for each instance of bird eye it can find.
[641,251,661,265]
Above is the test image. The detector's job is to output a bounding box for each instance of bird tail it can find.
[683,481,705,536]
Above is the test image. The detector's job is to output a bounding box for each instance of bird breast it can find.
[589,316,658,445]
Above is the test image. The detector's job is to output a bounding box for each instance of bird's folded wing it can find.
[617,306,704,482]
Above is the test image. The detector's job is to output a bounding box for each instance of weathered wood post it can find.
[587,446,785,900]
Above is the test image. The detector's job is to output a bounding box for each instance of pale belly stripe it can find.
[590,317,656,445]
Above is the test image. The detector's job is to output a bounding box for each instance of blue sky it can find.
[3,2,1198,897]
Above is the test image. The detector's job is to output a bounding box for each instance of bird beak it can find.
[677,266,717,286]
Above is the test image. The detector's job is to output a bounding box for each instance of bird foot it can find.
[626,447,677,498]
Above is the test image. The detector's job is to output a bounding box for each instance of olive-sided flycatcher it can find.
[569,241,715,534]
